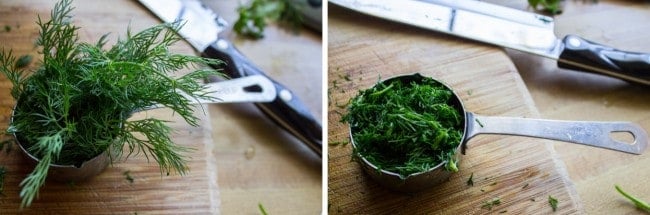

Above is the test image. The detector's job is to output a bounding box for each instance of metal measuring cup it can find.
[350,73,648,192]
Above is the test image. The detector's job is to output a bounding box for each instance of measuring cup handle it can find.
[466,113,648,154]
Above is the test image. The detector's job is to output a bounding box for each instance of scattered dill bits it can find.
[615,185,650,212]
[548,195,558,212]
[258,202,269,215]
[467,172,474,186]
[475,118,484,128]
[522,183,529,189]
[234,0,303,39]
[123,171,134,183]
[343,75,463,177]
[339,74,351,81]
[0,166,5,196]
[15,54,32,68]
[482,197,501,210]
[329,141,349,146]
[500,210,508,214]
[528,0,563,14]
[4,25,10,32]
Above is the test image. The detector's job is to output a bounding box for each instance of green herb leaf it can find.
[123,171,134,183]
[329,141,349,146]
[4,25,10,32]
[342,75,463,177]
[15,54,32,68]
[528,0,563,14]
[548,195,559,212]
[234,0,303,39]
[482,197,501,210]
[259,202,269,215]
[467,172,474,186]
[615,185,650,212]
[475,118,484,128]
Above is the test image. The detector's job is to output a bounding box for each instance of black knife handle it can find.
[558,35,650,85]
[202,39,322,157]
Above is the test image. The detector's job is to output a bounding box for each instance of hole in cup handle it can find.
[603,122,648,155]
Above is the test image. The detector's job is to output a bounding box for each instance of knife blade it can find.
[330,0,650,85]
[139,0,322,157]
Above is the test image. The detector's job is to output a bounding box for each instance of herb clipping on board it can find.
[482,197,501,210]
[615,185,650,212]
[234,0,303,39]
[548,195,559,212]
[0,0,223,207]
[342,75,463,178]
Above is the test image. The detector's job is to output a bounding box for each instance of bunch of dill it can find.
[343,75,463,178]
[0,0,223,207]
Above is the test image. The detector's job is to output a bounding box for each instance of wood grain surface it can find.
[485,1,650,214]
[0,0,322,214]
[327,4,582,214]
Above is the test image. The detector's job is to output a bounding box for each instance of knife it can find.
[139,0,322,157]
[330,0,650,85]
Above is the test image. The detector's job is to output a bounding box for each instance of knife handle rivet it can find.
[216,39,229,50]
[279,89,293,102]
[567,37,581,48]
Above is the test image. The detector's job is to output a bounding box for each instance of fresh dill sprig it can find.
[342,75,463,177]
[0,0,223,207]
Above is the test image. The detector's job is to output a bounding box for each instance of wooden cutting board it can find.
[0,1,220,213]
[327,4,583,214]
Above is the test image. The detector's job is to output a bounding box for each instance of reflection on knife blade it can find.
[331,0,650,85]
[139,0,323,157]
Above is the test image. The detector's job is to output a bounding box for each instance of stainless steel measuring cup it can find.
[350,73,648,192]
[14,75,276,183]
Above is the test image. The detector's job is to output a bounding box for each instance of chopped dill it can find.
[615,185,650,212]
[342,74,463,177]
[4,25,10,32]
[548,195,558,212]
[475,118,484,128]
[329,141,349,146]
[15,54,32,68]
[234,0,303,39]
[467,172,474,186]
[482,197,501,210]
[258,202,269,215]
[528,0,563,14]
[123,171,134,183]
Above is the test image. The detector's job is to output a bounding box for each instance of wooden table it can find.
[491,1,650,214]
[0,0,322,214]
